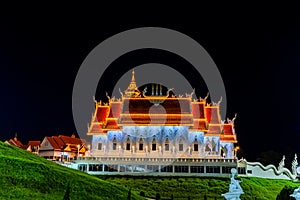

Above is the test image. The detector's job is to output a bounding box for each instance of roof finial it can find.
[131,69,135,82]
[124,68,140,97]
[14,132,18,141]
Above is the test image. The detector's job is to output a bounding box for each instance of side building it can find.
[39,134,86,161]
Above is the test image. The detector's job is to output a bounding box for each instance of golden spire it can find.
[124,69,140,97]
[131,69,135,82]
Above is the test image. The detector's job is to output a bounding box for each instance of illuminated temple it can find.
[76,70,239,175]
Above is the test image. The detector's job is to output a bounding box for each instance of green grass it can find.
[0,142,144,200]
[98,175,300,199]
[2,141,299,199]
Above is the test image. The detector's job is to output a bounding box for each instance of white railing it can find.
[77,156,237,164]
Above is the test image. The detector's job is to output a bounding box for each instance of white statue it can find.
[290,186,300,200]
[221,168,244,200]
[292,154,298,176]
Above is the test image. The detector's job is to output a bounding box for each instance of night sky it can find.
[1,9,300,161]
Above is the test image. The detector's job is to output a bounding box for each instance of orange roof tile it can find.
[89,124,104,133]
[46,136,61,150]
[104,119,120,130]
[95,106,110,123]
[205,107,220,124]
[208,124,222,134]
[191,120,207,130]
[27,141,40,147]
[119,114,193,126]
[7,139,24,148]
[223,124,234,135]
[108,102,122,118]
[122,98,192,114]
[192,103,205,119]
[44,135,85,150]
[59,135,82,145]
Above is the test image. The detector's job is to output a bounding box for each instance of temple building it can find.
[75,70,239,175]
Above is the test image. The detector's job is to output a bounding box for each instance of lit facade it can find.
[76,70,239,175]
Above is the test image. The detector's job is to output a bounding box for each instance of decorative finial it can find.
[131,69,135,82]
[292,154,298,176]
[278,155,285,171]
[233,113,237,121]
[105,92,111,102]
[166,88,174,97]
[14,132,18,141]
[93,96,97,104]
[186,88,195,98]
[204,92,209,100]
[119,88,124,98]
[217,96,223,106]
[142,87,147,96]
[124,68,140,97]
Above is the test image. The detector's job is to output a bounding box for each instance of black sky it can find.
[1,9,300,161]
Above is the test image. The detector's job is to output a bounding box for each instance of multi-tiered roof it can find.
[88,70,237,143]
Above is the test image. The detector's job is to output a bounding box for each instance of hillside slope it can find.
[99,175,300,199]
[0,142,143,200]
[2,141,299,199]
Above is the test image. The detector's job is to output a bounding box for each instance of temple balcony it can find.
[76,156,237,165]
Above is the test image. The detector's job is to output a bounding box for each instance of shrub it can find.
[140,191,145,197]
[276,185,295,200]
[156,192,161,200]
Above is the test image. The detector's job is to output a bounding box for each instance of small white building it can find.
[25,141,40,155]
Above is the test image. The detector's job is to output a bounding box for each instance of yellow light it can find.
[193,119,207,121]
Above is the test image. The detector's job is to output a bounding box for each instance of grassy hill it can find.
[1,141,300,200]
[0,142,143,200]
[98,175,300,199]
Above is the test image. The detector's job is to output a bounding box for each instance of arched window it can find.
[179,137,183,151]
[152,137,156,151]
[98,142,102,150]
[165,137,169,151]
[194,138,198,152]
[112,137,117,150]
[139,137,143,151]
[126,137,130,150]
